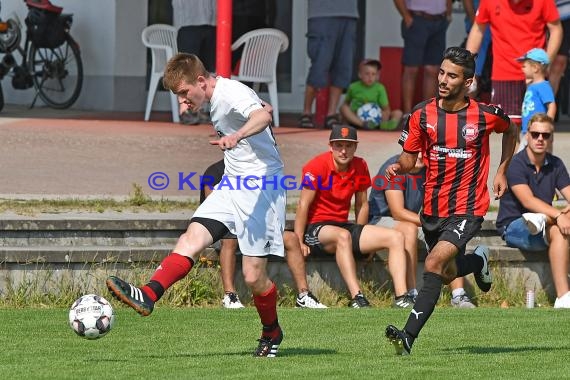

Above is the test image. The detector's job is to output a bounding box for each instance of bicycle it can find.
[0,0,83,112]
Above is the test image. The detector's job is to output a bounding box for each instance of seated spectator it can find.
[294,125,411,308]
[496,113,570,308]
[369,153,476,308]
[340,59,403,130]
[201,159,327,309]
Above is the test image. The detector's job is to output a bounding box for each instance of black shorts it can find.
[304,222,365,256]
[190,217,230,242]
[421,214,483,255]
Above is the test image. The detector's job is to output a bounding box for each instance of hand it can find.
[300,242,311,257]
[209,134,240,151]
[493,173,508,199]
[556,212,570,236]
[385,163,401,181]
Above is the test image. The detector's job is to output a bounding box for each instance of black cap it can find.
[329,125,358,142]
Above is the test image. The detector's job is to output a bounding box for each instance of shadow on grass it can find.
[443,345,570,354]
[141,348,337,358]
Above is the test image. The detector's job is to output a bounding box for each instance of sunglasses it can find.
[529,131,552,140]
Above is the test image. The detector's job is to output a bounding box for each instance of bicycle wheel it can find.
[28,34,83,109]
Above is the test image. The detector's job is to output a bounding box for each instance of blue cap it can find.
[517,48,549,65]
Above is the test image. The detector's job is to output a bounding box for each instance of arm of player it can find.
[294,188,317,257]
[385,189,421,226]
[493,121,517,199]
[354,190,369,225]
[210,107,272,150]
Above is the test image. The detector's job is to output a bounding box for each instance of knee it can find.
[424,255,443,273]
[336,229,352,250]
[403,66,419,76]
[386,229,405,248]
[242,268,261,288]
[423,65,438,77]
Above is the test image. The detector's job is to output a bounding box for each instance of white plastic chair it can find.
[231,28,289,127]
[141,24,179,123]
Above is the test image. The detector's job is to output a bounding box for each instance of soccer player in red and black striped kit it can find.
[384,47,517,355]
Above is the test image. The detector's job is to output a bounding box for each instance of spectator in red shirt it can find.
[466,0,561,133]
[385,47,517,355]
[294,125,413,308]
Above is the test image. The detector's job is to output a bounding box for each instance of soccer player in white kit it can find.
[106,53,286,357]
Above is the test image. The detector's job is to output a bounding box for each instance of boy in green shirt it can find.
[340,59,403,130]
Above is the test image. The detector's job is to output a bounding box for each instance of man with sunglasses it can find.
[496,113,570,308]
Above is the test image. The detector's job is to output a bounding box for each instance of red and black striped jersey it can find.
[398,97,510,217]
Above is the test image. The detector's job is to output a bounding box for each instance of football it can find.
[356,103,382,128]
[69,294,115,339]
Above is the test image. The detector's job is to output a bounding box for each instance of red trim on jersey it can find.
[476,0,560,81]
[401,98,510,217]
[302,151,371,224]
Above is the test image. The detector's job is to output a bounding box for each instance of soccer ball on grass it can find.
[69,294,115,339]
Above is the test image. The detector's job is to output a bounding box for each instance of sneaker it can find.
[222,292,245,309]
[348,292,371,308]
[522,213,547,235]
[393,294,415,309]
[554,291,570,308]
[473,245,492,293]
[253,328,283,357]
[451,293,476,308]
[106,276,154,316]
[295,291,328,308]
[407,289,418,303]
[385,325,412,355]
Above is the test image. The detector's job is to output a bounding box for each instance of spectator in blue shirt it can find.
[496,113,570,308]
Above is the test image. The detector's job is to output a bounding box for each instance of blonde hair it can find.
[162,53,210,91]
[527,113,554,131]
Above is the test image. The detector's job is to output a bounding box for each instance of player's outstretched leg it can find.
[473,245,492,292]
[385,325,412,356]
[106,276,155,316]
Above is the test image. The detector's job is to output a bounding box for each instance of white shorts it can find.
[193,174,286,257]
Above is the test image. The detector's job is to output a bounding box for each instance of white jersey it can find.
[209,77,284,178]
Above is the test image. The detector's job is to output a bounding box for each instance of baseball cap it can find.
[516,48,549,65]
[329,125,358,142]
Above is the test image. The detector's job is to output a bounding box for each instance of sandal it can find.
[324,114,341,129]
[298,114,314,128]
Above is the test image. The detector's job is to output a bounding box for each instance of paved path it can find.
[1,104,570,208]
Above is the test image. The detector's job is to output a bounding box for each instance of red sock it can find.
[253,282,279,337]
[142,253,193,301]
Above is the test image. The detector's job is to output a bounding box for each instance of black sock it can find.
[455,253,484,277]
[403,272,443,340]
